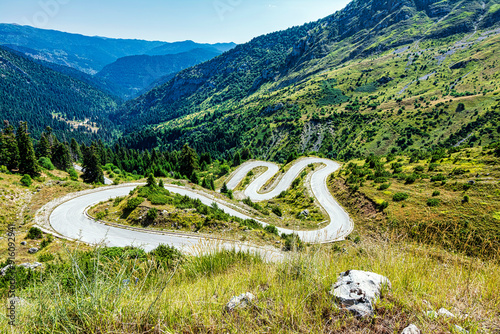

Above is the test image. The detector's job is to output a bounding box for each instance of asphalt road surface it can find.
[48,158,352,257]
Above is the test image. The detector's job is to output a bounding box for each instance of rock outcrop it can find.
[330,270,391,317]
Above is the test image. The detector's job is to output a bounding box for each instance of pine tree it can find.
[52,142,72,170]
[179,144,199,178]
[147,173,157,187]
[0,121,19,170]
[81,143,104,184]
[36,134,51,158]
[16,122,39,177]
[70,138,81,162]
[221,182,228,194]
[233,152,241,167]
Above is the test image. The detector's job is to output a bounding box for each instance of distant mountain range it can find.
[96,48,222,100]
[0,24,236,99]
[0,24,236,75]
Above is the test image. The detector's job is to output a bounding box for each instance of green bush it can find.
[147,208,158,220]
[272,206,283,217]
[283,233,304,251]
[37,253,55,262]
[68,168,78,181]
[264,225,279,235]
[393,192,409,202]
[38,157,55,170]
[432,190,441,197]
[427,198,440,207]
[376,201,389,210]
[414,166,425,172]
[149,244,183,268]
[378,183,391,190]
[26,227,43,239]
[431,174,446,182]
[20,174,32,187]
[463,195,470,203]
[405,174,418,184]
[374,177,388,184]
[125,197,145,211]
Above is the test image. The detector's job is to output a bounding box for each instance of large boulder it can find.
[330,270,391,317]
[225,292,255,312]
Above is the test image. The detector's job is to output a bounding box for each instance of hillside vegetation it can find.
[114,0,500,164]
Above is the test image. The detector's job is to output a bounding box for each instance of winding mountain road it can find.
[43,158,352,257]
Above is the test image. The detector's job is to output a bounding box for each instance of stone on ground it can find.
[225,292,255,312]
[330,270,391,317]
[401,324,421,334]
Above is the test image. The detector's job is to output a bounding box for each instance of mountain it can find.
[0,24,236,75]
[95,48,222,100]
[145,40,236,56]
[0,46,118,141]
[113,0,500,161]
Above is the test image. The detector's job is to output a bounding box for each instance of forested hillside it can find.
[96,48,222,100]
[114,0,500,162]
[0,46,118,141]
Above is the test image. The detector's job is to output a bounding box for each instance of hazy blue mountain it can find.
[145,40,236,56]
[96,48,222,100]
[0,24,236,75]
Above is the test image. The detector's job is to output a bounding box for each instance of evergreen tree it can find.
[179,144,199,177]
[70,138,81,162]
[0,121,19,170]
[221,182,228,194]
[16,122,39,177]
[82,143,104,184]
[52,142,72,170]
[36,134,51,158]
[233,152,242,167]
[147,173,156,187]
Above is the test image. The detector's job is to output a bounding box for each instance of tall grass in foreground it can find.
[1,239,499,333]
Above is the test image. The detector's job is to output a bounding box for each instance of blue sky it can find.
[0,0,351,43]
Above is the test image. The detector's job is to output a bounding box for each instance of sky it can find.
[0,0,351,44]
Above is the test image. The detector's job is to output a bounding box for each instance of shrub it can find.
[68,168,78,181]
[427,198,440,207]
[414,166,425,172]
[431,174,447,182]
[463,195,470,203]
[147,208,158,221]
[264,225,279,235]
[125,197,144,211]
[428,163,439,172]
[26,227,43,239]
[38,157,55,170]
[272,206,283,217]
[149,244,183,268]
[283,233,304,251]
[38,253,55,262]
[405,173,418,184]
[376,200,389,211]
[20,174,32,187]
[393,192,409,202]
[113,196,125,207]
[374,177,388,184]
[40,235,53,249]
[378,183,391,191]
[432,190,441,197]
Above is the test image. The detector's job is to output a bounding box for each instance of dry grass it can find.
[1,237,499,333]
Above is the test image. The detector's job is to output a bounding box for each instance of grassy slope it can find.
[141,29,500,162]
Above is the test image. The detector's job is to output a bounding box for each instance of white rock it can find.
[0,264,13,276]
[438,308,455,318]
[225,292,255,312]
[19,262,43,270]
[330,270,391,317]
[28,248,39,254]
[401,324,421,334]
[455,325,469,334]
